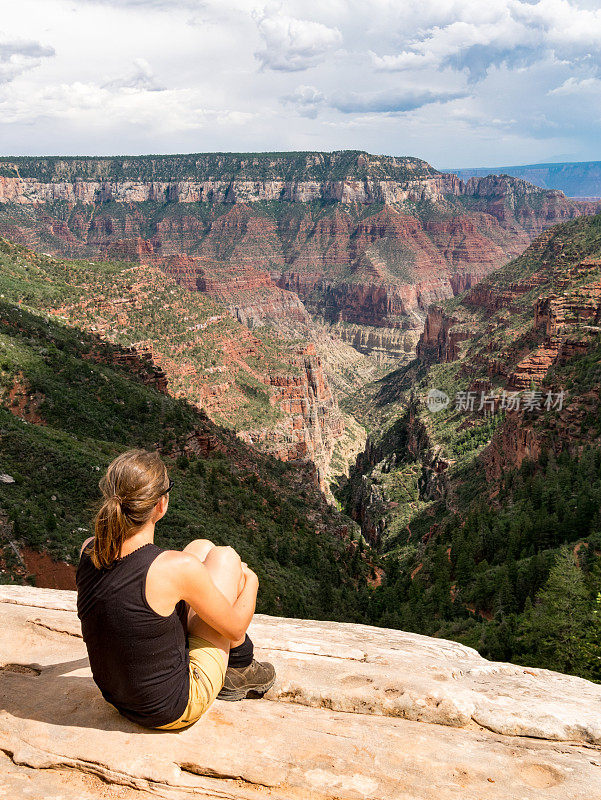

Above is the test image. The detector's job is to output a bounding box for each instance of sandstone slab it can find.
[1,586,600,799]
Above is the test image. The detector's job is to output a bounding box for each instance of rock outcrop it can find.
[417,249,601,386]
[416,307,475,364]
[156,254,312,332]
[327,321,421,363]
[399,214,601,497]
[2,585,601,799]
[237,344,346,487]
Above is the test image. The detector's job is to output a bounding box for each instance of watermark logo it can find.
[427,388,450,413]
[425,389,565,414]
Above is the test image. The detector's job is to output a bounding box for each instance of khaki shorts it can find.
[154,636,226,730]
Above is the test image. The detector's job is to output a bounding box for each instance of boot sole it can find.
[216,674,276,702]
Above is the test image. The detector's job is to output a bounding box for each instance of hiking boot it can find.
[217,659,276,702]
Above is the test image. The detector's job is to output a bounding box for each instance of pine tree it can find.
[497,569,517,616]
[518,546,594,676]
[588,591,601,682]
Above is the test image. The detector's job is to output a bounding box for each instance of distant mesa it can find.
[447,160,601,200]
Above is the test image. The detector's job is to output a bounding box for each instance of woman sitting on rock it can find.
[76,448,275,730]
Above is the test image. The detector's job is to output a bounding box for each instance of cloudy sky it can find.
[1,0,600,167]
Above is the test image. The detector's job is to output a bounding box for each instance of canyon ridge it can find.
[1,151,598,485]
[1,150,597,368]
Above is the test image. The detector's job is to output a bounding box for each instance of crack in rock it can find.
[27,617,82,638]
[178,762,276,789]
[2,743,245,799]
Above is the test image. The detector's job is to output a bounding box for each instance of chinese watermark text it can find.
[426,388,565,414]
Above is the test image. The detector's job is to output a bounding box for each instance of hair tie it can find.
[113,494,123,504]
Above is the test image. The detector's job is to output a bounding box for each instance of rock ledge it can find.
[1,585,600,799]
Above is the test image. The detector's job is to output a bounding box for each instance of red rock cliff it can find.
[1,158,597,367]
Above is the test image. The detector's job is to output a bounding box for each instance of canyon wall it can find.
[236,343,346,487]
[414,220,601,486]
[0,173,459,206]
[0,151,455,205]
[155,254,312,332]
[0,239,352,489]
[344,214,601,548]
[1,151,597,369]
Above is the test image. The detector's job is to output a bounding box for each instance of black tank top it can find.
[76,542,190,728]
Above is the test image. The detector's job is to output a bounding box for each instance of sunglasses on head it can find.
[159,478,175,497]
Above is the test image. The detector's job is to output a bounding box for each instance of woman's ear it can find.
[154,494,169,522]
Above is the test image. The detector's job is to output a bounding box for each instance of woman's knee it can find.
[183,539,215,562]
[205,545,242,578]
[211,545,241,568]
[203,546,243,603]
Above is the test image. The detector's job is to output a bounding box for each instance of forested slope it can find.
[344,214,601,679]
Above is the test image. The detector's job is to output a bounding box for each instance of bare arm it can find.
[173,553,258,642]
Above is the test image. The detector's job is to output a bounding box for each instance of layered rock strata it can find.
[157,253,311,332]
[238,344,345,487]
[0,164,595,214]
[0,240,349,486]
[1,151,597,367]
[417,257,601,385]
[328,321,421,363]
[414,220,601,484]
[416,307,475,363]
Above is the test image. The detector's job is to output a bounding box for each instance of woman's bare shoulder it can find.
[79,536,94,557]
[155,549,199,565]
[151,550,207,582]
[146,550,209,614]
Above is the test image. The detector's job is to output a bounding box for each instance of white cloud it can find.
[0,0,600,165]
[281,82,468,117]
[0,36,55,84]
[102,58,163,91]
[78,0,202,6]
[331,88,469,114]
[0,78,253,134]
[368,0,601,81]
[513,0,601,50]
[549,76,601,95]
[281,84,326,117]
[253,9,342,71]
[371,15,535,80]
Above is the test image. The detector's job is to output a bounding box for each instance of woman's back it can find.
[76,541,190,728]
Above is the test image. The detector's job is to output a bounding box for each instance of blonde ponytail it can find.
[93,449,169,569]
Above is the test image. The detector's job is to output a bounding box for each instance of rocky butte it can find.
[0,151,598,368]
[2,585,601,800]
